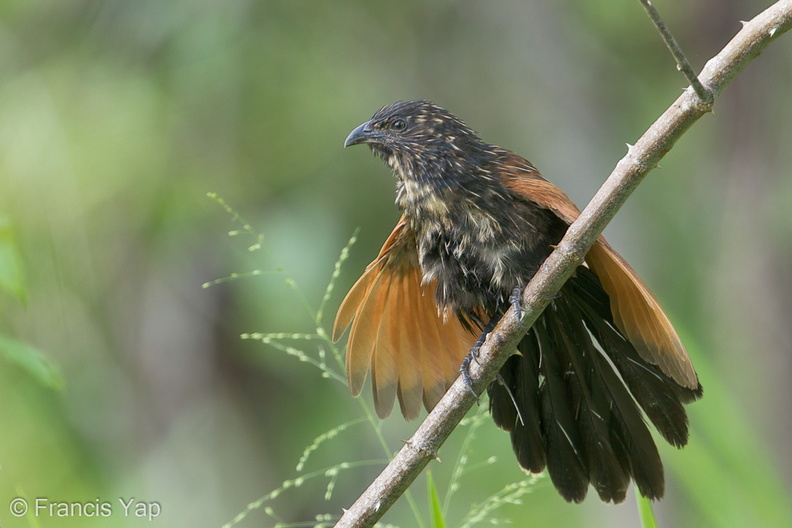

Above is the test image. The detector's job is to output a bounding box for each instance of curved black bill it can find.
[344,121,380,147]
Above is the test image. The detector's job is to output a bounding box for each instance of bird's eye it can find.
[390,118,407,131]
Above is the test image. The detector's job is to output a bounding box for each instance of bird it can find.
[332,100,702,504]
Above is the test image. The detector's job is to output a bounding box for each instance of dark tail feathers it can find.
[487,266,702,503]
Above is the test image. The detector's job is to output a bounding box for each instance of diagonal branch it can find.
[334,1,792,526]
[638,0,714,103]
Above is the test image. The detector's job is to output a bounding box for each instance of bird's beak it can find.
[344,121,382,147]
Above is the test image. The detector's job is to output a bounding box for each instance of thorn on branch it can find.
[403,439,441,461]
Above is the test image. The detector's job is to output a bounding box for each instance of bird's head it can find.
[344,100,492,181]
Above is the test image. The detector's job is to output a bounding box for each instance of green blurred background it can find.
[1,1,791,527]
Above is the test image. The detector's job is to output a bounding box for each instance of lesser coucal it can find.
[332,100,702,503]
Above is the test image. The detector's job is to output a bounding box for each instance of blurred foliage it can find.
[1,1,791,527]
[0,335,62,391]
[427,472,446,528]
[0,216,26,302]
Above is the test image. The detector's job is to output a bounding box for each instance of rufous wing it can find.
[500,152,698,389]
[332,216,473,419]
[584,242,697,388]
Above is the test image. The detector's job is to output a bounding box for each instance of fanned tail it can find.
[489,341,545,474]
[488,266,701,503]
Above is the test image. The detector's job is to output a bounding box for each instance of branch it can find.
[638,0,714,103]
[334,2,792,526]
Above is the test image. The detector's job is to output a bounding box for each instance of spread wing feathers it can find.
[499,151,699,390]
[332,217,473,420]
[584,242,699,390]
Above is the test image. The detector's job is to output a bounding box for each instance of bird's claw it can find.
[460,314,502,402]
[510,287,524,326]
[460,352,480,402]
[461,335,485,402]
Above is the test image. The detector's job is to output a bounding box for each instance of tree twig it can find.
[638,0,714,103]
[334,1,792,526]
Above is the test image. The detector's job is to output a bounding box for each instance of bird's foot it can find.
[460,329,489,401]
[511,286,562,323]
[510,287,524,326]
[460,314,503,401]
[460,351,480,402]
